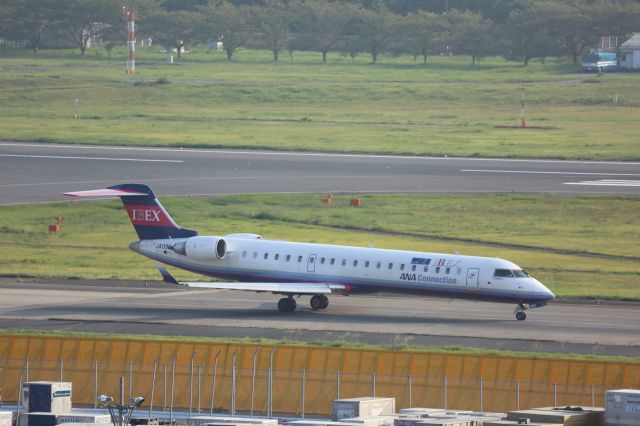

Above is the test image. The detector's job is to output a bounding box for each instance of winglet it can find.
[156,263,181,285]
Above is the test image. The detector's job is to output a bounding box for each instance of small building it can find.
[619,33,640,69]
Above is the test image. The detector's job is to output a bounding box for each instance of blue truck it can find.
[581,49,617,72]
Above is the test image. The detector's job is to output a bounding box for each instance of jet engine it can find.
[172,236,227,260]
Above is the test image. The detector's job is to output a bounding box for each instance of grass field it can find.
[1,48,639,159]
[0,193,637,300]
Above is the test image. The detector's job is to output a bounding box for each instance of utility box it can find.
[0,412,13,426]
[23,382,72,414]
[17,413,58,426]
[332,397,395,421]
[606,389,640,426]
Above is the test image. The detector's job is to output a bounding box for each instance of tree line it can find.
[1,0,639,66]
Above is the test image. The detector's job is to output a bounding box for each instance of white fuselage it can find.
[134,235,554,306]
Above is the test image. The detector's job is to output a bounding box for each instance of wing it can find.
[156,264,344,295]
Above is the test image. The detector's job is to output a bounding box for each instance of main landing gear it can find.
[277,295,329,312]
[514,303,527,321]
[310,294,329,310]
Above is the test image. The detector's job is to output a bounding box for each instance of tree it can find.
[61,0,120,55]
[251,0,291,62]
[4,0,59,52]
[297,0,351,63]
[354,3,400,64]
[147,9,199,58]
[446,10,494,65]
[201,1,249,60]
[403,10,446,64]
[501,3,559,66]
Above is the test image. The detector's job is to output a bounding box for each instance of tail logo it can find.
[125,205,172,226]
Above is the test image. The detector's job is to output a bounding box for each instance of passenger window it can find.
[341,259,346,266]
[298,255,303,262]
[253,252,258,259]
[330,258,335,265]
[275,254,279,260]
[353,260,358,267]
[424,266,428,272]
[435,266,440,273]
[412,265,416,272]
[445,267,450,274]
[457,268,462,275]
[242,251,247,258]
[400,264,405,271]
[388,263,393,270]
[264,253,268,260]
[321,257,325,264]
[365,261,370,268]
[376,262,381,269]
[310,257,314,263]
[286,255,291,261]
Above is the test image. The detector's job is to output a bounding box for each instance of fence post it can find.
[231,349,239,417]
[170,354,176,421]
[444,376,447,411]
[336,371,341,400]
[25,358,29,383]
[149,356,159,420]
[408,375,412,408]
[250,347,260,418]
[210,350,221,415]
[372,372,376,398]
[127,362,132,401]
[17,367,24,417]
[189,352,196,420]
[301,368,305,419]
[59,360,64,382]
[591,384,595,408]
[553,383,557,407]
[517,380,520,411]
[94,361,98,409]
[480,378,484,413]
[163,363,167,412]
[197,365,201,414]
[268,346,276,418]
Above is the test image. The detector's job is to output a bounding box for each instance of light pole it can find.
[98,377,145,426]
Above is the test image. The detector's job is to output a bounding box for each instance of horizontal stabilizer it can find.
[63,188,148,197]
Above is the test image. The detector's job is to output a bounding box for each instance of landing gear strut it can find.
[278,296,297,313]
[514,303,527,321]
[310,294,329,310]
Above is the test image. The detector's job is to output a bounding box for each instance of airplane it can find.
[63,183,555,320]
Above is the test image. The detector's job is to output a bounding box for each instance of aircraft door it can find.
[466,268,479,289]
[307,254,317,273]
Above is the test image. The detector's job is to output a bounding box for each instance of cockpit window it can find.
[513,269,529,278]
[494,269,514,278]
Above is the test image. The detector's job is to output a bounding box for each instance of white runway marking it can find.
[2,142,640,165]
[0,154,183,163]
[461,169,640,176]
[564,179,640,187]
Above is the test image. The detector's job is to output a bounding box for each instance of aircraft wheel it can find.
[516,311,526,321]
[278,297,296,313]
[320,295,329,309]
[310,295,324,310]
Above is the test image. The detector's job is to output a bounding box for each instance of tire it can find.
[310,295,324,310]
[278,297,296,313]
[516,311,526,321]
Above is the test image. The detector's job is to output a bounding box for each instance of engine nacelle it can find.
[174,236,227,261]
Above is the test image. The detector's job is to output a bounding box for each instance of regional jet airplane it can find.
[64,184,554,320]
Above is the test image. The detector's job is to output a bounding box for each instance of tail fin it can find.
[63,183,197,240]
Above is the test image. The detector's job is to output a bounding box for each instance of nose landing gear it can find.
[514,303,527,321]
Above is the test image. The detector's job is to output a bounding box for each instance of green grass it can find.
[0,48,639,159]
[2,328,638,363]
[0,193,638,300]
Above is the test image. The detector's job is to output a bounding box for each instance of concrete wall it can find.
[0,334,638,415]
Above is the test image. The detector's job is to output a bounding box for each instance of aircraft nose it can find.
[538,280,555,300]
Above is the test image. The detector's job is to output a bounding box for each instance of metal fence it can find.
[0,356,612,417]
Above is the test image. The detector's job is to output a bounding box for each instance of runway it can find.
[1,279,638,357]
[1,142,639,205]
